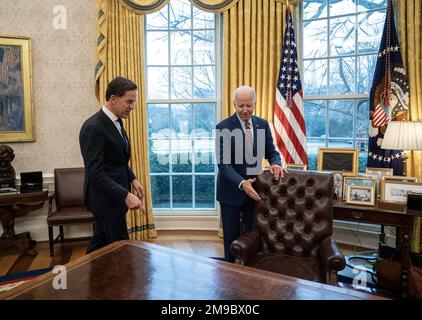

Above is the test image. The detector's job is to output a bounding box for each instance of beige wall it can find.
[0,0,98,176]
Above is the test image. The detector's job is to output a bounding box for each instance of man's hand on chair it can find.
[241,178,261,201]
[269,164,287,181]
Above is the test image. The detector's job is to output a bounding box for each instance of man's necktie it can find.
[116,118,129,152]
[245,120,253,157]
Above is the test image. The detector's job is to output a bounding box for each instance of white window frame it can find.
[144,2,222,216]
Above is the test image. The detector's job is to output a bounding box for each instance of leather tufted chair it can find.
[47,168,94,256]
[230,170,345,285]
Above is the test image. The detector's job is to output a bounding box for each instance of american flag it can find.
[273,7,307,165]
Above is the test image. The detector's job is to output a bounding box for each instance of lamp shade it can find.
[381,121,422,151]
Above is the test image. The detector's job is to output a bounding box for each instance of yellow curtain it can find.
[397,0,422,253]
[95,0,157,240]
[191,0,240,12]
[222,0,289,120]
[117,0,170,14]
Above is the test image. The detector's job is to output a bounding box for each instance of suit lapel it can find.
[98,110,130,158]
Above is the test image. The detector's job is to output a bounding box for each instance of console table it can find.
[333,199,415,298]
[0,189,48,255]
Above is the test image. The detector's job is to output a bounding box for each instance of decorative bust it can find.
[0,145,16,188]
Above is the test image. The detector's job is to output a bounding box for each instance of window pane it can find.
[147,67,169,99]
[193,6,214,29]
[195,175,215,208]
[172,175,192,208]
[169,0,191,30]
[330,16,355,56]
[329,57,355,94]
[149,140,170,173]
[146,6,169,30]
[171,104,192,138]
[358,10,385,53]
[193,66,215,98]
[328,100,354,138]
[170,67,192,98]
[303,0,327,20]
[356,100,369,139]
[328,139,354,148]
[151,176,170,208]
[172,139,192,173]
[170,31,191,65]
[307,139,325,170]
[358,150,368,172]
[194,103,215,136]
[357,54,377,94]
[330,0,356,16]
[147,32,168,65]
[193,30,214,65]
[148,104,169,138]
[194,139,215,173]
[358,0,386,11]
[304,100,326,138]
[303,19,328,58]
[303,59,328,95]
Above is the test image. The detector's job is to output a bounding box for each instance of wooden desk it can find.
[333,200,414,298]
[0,189,48,255]
[0,240,386,300]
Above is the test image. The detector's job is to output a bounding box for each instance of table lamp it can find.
[381,121,422,176]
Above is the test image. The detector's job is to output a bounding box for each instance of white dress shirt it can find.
[102,105,124,137]
[236,114,254,190]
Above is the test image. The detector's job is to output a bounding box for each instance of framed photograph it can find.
[381,180,422,203]
[346,185,376,206]
[317,148,358,177]
[382,176,418,183]
[0,35,34,142]
[285,163,307,171]
[333,172,343,200]
[365,167,394,177]
[343,177,375,200]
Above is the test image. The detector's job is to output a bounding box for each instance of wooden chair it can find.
[47,168,94,256]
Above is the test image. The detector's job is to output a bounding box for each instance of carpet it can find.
[0,268,52,293]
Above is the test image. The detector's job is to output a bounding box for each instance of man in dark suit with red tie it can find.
[79,76,143,254]
[216,86,286,262]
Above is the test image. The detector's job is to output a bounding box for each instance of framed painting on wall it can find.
[0,35,34,142]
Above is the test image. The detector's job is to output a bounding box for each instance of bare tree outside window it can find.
[145,0,219,211]
[302,0,387,172]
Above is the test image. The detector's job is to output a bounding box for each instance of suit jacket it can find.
[216,114,281,206]
[79,109,136,216]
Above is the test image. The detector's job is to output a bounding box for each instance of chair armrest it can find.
[319,237,346,272]
[48,193,56,216]
[230,229,260,265]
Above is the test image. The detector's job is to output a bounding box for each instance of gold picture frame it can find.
[380,180,422,203]
[342,176,375,200]
[365,167,394,176]
[0,35,34,142]
[346,185,375,206]
[382,176,418,183]
[317,148,358,177]
[284,163,307,171]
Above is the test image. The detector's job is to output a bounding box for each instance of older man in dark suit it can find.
[79,76,143,254]
[216,86,286,262]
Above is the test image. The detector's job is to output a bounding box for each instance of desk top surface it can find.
[0,240,386,300]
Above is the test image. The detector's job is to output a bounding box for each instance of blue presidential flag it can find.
[367,0,409,175]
